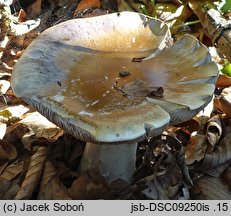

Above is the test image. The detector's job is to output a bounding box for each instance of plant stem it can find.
[172,20,201,29]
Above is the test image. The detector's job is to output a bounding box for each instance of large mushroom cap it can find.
[12,12,218,144]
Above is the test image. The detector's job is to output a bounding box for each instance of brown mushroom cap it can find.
[11,12,218,144]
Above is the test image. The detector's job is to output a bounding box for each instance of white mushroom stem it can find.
[79,142,138,183]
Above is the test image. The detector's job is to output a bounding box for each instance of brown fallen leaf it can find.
[0,162,9,175]
[135,164,184,200]
[191,175,231,199]
[25,0,42,19]
[18,9,27,23]
[75,0,100,13]
[117,0,134,12]
[168,140,193,185]
[100,0,117,11]
[74,7,109,18]
[0,70,11,79]
[206,115,223,148]
[38,161,71,200]
[140,175,169,200]
[159,4,193,28]
[116,79,164,97]
[195,99,214,131]
[0,80,10,94]
[133,138,191,199]
[205,161,231,178]
[15,112,63,150]
[0,90,26,107]
[201,134,231,169]
[47,134,84,170]
[175,118,200,134]
[0,122,6,139]
[214,86,231,117]
[164,126,191,147]
[0,161,23,198]
[39,176,71,200]
[15,146,48,199]
[221,165,231,191]
[0,139,17,161]
[38,161,56,197]
[216,74,231,88]
[189,1,231,62]
[1,178,21,199]
[0,105,29,124]
[185,135,207,165]
[69,172,109,199]
[190,134,231,172]
[51,160,79,187]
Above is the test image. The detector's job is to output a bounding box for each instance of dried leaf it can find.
[0,105,29,124]
[198,98,214,118]
[39,176,71,200]
[0,122,6,139]
[68,142,85,163]
[52,160,78,187]
[175,118,200,134]
[136,164,184,200]
[201,134,231,169]
[189,1,231,62]
[18,9,27,23]
[38,161,56,191]
[169,142,193,185]
[161,136,193,184]
[205,161,231,177]
[100,0,117,11]
[134,138,190,199]
[0,161,23,198]
[0,139,17,161]
[209,47,223,64]
[0,70,11,79]
[117,0,134,12]
[0,80,10,94]
[48,134,84,169]
[216,74,231,88]
[69,172,109,199]
[74,7,108,18]
[195,99,214,130]
[3,122,29,150]
[185,135,207,165]
[158,4,192,28]
[191,175,231,199]
[206,115,222,147]
[25,0,42,18]
[10,19,40,36]
[141,176,168,199]
[1,178,20,199]
[75,0,100,13]
[164,126,190,146]
[38,161,70,200]
[0,109,12,121]
[15,146,48,199]
[116,79,164,97]
[0,162,8,175]
[16,112,63,150]
[214,86,231,117]
[52,0,71,7]
[221,165,231,191]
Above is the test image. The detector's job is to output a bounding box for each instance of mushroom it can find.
[11,12,218,183]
